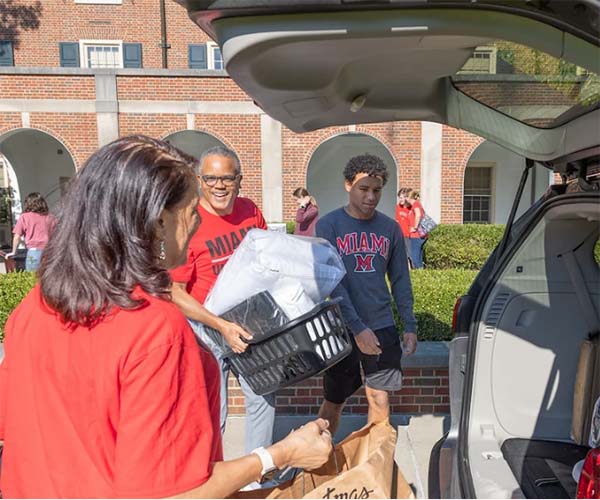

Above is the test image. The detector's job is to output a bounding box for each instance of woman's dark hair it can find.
[343,154,389,185]
[23,192,49,215]
[39,135,198,327]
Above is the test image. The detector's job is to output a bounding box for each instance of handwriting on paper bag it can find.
[323,486,375,499]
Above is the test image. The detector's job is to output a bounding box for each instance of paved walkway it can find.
[223,413,449,499]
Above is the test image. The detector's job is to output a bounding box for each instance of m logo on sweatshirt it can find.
[354,254,375,273]
[336,232,390,273]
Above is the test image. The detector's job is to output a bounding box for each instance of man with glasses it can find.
[171,146,275,465]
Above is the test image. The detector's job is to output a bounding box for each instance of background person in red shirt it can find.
[0,135,332,498]
[293,187,319,236]
[395,187,411,258]
[7,192,56,272]
[170,146,276,463]
[407,189,427,269]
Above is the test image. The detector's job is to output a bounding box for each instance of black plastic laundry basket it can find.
[205,294,352,395]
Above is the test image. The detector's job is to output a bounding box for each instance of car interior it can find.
[465,170,599,498]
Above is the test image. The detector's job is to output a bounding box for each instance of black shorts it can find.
[323,325,403,405]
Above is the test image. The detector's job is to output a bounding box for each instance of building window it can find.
[463,165,493,224]
[207,42,224,70]
[0,41,14,66]
[80,40,123,68]
[457,46,497,75]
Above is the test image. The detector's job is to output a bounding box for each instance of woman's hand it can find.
[269,419,333,470]
[174,419,333,498]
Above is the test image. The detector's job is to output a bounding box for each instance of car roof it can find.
[175,0,600,163]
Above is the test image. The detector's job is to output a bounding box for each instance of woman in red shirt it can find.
[407,189,427,269]
[0,135,331,498]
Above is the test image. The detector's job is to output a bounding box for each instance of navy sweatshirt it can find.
[316,207,417,336]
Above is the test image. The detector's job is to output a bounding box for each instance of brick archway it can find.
[302,127,397,172]
[459,138,487,191]
[162,127,234,153]
[0,126,80,170]
[440,126,484,223]
[0,127,78,217]
[303,130,400,220]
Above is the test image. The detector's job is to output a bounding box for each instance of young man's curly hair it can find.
[343,154,389,185]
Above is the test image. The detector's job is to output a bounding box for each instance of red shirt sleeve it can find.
[255,206,268,230]
[113,330,216,497]
[169,246,196,284]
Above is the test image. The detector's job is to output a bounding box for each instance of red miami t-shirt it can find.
[0,285,222,498]
[395,204,410,237]
[171,197,267,304]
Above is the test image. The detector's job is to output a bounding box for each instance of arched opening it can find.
[306,133,398,219]
[0,129,76,247]
[164,130,227,161]
[463,140,552,224]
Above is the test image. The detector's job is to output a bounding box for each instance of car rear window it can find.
[452,40,599,129]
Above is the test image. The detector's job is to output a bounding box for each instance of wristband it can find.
[251,446,277,481]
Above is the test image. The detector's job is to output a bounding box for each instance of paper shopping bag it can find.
[231,421,414,499]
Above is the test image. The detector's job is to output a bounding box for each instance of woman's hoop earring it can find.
[159,240,166,261]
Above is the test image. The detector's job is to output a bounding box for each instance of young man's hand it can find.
[220,320,253,353]
[403,332,418,355]
[354,328,382,355]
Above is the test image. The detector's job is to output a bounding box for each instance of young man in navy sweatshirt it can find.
[316,153,418,434]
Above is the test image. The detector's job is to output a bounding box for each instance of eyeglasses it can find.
[200,174,240,187]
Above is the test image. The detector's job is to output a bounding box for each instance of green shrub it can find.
[393,269,477,341]
[286,220,296,234]
[425,224,505,270]
[0,268,474,343]
[0,272,37,342]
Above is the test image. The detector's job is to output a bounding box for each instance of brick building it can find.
[0,0,555,233]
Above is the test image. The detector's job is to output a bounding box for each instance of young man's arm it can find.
[315,218,381,355]
[388,222,418,354]
[171,282,251,353]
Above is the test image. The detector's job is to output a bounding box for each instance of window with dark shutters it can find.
[59,42,80,67]
[0,41,14,66]
[123,43,142,68]
[188,44,207,69]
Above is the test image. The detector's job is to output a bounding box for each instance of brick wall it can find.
[116,76,248,101]
[3,0,210,69]
[0,75,96,99]
[441,125,484,224]
[0,70,482,223]
[227,367,450,416]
